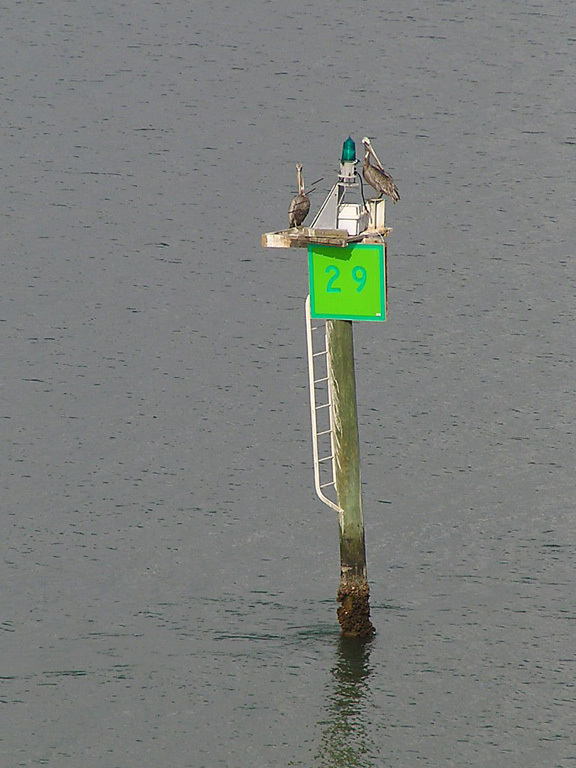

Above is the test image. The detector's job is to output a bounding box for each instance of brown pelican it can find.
[288,163,310,227]
[361,137,400,203]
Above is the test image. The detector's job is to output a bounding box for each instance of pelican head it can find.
[362,136,373,154]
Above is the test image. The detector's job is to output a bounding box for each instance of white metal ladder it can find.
[305,296,342,513]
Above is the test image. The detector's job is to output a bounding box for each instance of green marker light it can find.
[341,136,356,163]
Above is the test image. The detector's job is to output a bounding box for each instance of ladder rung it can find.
[315,403,330,410]
[317,429,332,436]
[320,480,336,489]
[313,349,327,357]
[314,376,329,383]
[318,454,334,463]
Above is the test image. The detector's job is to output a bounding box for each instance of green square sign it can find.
[308,243,386,321]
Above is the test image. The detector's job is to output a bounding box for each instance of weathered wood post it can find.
[326,318,374,637]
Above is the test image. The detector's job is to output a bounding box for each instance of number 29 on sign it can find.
[308,243,386,322]
[325,264,367,293]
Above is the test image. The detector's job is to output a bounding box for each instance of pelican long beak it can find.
[362,137,384,170]
[368,144,385,172]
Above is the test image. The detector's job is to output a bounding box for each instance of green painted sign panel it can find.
[308,243,386,321]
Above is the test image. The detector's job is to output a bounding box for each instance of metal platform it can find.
[261,226,391,249]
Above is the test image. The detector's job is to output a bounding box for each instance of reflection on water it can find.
[315,636,377,768]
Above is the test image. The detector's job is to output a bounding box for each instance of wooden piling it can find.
[326,319,375,637]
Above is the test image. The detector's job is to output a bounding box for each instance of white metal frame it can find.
[305,295,342,513]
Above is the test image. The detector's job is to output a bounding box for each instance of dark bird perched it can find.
[361,137,400,203]
[288,163,310,227]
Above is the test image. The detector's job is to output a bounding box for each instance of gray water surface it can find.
[2,1,575,766]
